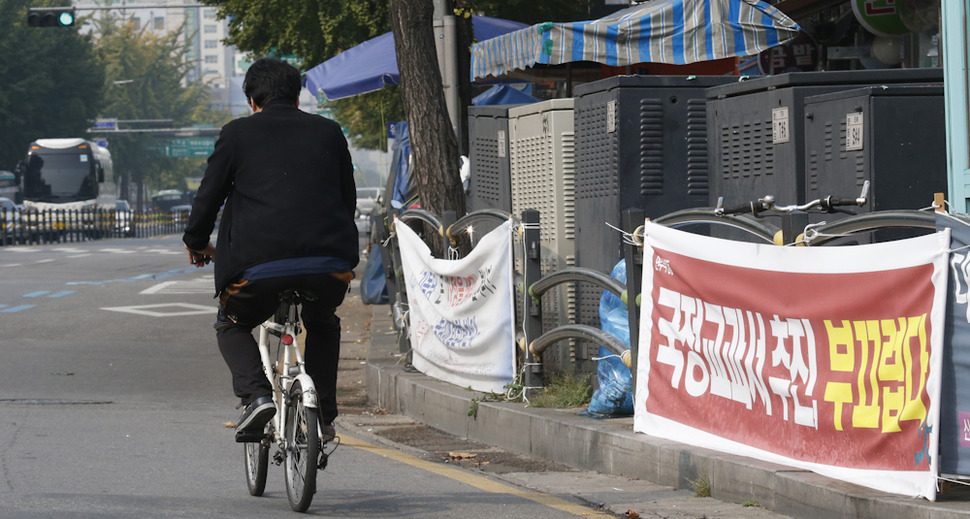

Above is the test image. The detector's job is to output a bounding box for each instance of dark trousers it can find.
[214,272,349,424]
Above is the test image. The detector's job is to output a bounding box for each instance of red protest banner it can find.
[635,222,948,499]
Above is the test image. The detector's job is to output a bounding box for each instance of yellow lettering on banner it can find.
[822,315,930,433]
[824,381,854,431]
[852,320,880,429]
[879,318,906,433]
[826,320,855,372]
[899,315,929,424]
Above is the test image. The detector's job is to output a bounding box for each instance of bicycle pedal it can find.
[273,451,284,466]
[235,430,267,443]
[318,452,328,470]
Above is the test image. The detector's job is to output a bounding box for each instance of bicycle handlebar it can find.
[715,181,869,217]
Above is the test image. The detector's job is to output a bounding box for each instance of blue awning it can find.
[305,15,529,100]
[471,0,800,80]
[472,85,541,106]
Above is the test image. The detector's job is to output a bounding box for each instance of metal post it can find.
[622,208,644,392]
[782,211,809,245]
[521,209,543,398]
[374,212,397,309]
[432,0,459,138]
[388,211,411,355]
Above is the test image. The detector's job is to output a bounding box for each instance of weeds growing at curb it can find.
[528,371,593,409]
[690,476,711,497]
[466,373,592,418]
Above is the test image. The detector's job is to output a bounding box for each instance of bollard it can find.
[521,209,543,398]
[782,210,809,245]
[622,208,644,393]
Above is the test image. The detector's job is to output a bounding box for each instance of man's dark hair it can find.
[243,57,301,108]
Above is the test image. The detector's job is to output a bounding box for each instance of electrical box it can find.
[467,104,527,215]
[508,99,578,373]
[707,69,943,209]
[573,75,734,333]
[802,84,946,241]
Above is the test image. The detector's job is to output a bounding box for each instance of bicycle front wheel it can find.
[243,438,269,496]
[284,379,319,512]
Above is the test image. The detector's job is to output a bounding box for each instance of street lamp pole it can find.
[432,0,460,141]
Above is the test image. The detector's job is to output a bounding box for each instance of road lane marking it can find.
[140,281,178,294]
[339,432,616,518]
[48,291,75,298]
[141,277,213,295]
[23,291,50,298]
[101,303,216,317]
[2,305,35,313]
[67,266,205,287]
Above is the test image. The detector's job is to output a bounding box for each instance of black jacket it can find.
[182,100,359,294]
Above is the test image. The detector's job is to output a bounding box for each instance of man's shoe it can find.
[321,422,336,443]
[235,395,275,443]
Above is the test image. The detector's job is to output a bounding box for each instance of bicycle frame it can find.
[257,302,319,446]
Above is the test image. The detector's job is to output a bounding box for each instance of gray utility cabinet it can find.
[802,84,946,239]
[467,104,528,215]
[706,68,943,210]
[573,75,733,330]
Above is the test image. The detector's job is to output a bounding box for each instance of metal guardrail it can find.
[0,208,189,246]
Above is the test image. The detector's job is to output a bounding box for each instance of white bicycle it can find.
[242,289,336,512]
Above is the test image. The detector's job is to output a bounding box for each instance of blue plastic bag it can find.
[583,260,634,417]
[360,250,389,305]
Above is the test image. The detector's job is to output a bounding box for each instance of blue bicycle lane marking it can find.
[2,265,208,313]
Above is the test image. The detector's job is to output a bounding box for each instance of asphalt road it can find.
[0,236,602,518]
[0,235,791,518]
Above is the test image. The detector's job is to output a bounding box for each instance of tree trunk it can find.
[389,0,465,218]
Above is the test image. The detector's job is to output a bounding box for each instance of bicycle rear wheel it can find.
[243,437,269,496]
[284,379,319,512]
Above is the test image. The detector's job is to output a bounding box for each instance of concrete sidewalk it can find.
[363,304,970,519]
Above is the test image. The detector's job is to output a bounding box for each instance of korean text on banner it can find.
[396,218,516,393]
[634,222,949,499]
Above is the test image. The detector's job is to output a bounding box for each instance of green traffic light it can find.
[26,8,75,27]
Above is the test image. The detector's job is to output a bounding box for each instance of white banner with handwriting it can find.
[396,218,516,393]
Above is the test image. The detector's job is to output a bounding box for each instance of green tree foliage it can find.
[0,0,105,172]
[463,0,596,26]
[330,88,404,152]
[201,0,389,67]
[198,0,590,153]
[92,12,227,203]
[200,0,398,151]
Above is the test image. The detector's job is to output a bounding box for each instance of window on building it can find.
[154,17,164,30]
[205,40,218,49]
[204,25,217,33]
[205,56,219,64]
[203,9,217,19]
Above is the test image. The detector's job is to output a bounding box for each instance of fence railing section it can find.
[0,207,190,246]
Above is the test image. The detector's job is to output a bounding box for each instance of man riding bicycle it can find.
[182,57,359,443]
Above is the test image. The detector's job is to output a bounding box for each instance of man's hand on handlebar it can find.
[186,243,216,267]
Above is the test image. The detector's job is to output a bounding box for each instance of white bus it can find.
[18,138,116,210]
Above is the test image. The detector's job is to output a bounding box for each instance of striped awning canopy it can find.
[471,0,800,80]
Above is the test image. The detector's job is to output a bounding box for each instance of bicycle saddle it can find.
[279,289,318,305]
